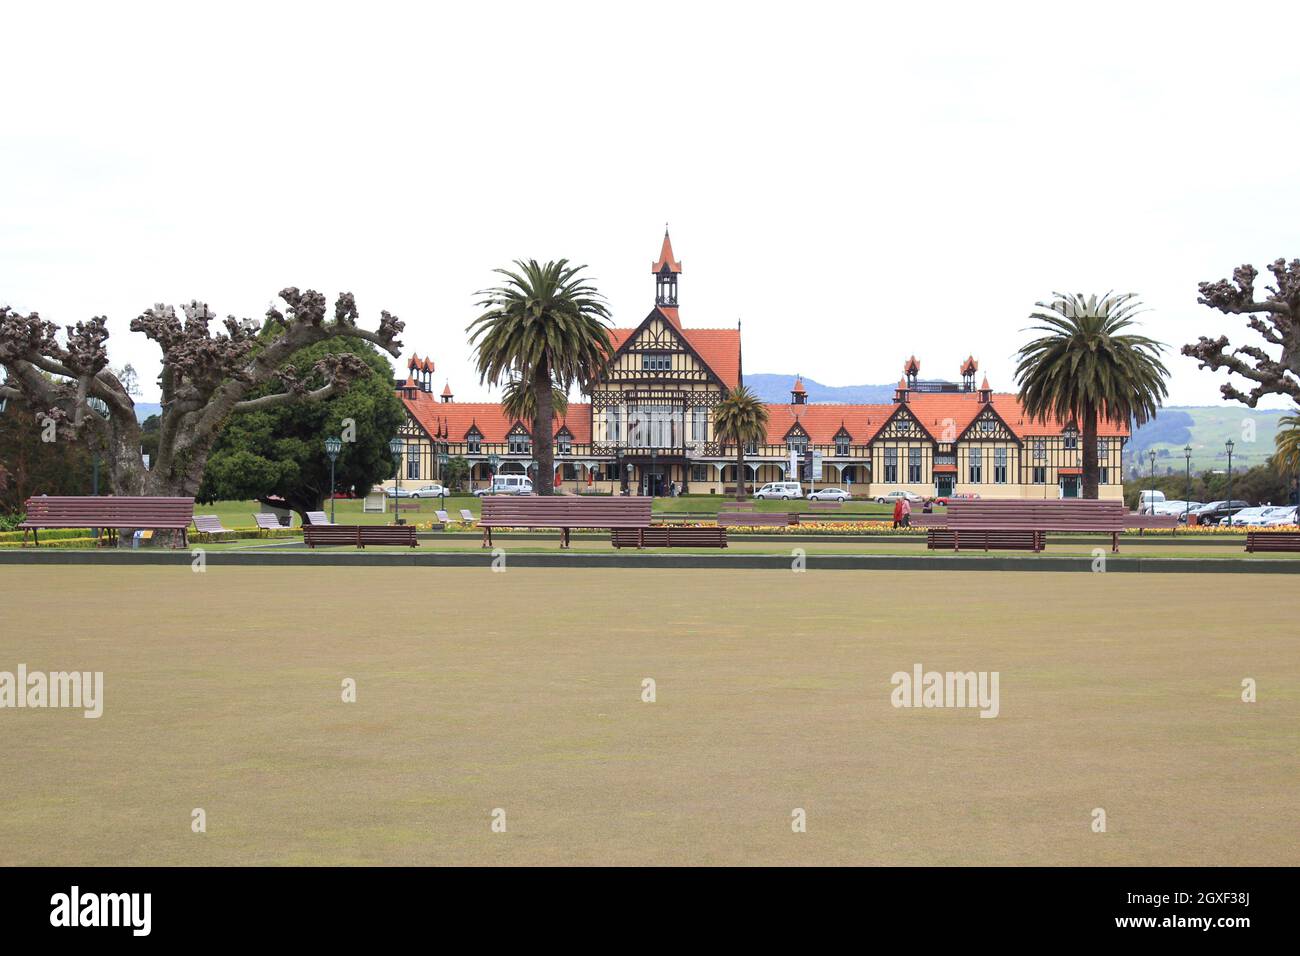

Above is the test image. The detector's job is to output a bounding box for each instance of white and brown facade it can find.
[393,232,1127,500]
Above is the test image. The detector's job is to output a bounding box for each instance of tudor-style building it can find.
[391,231,1127,500]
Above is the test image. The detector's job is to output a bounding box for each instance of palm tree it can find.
[468,260,613,495]
[500,377,569,424]
[1015,293,1168,499]
[714,386,769,501]
[1272,409,1300,473]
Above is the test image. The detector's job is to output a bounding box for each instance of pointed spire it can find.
[903,355,920,375]
[651,226,682,274]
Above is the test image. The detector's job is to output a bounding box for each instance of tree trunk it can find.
[735,445,747,501]
[1082,405,1100,500]
[532,356,554,496]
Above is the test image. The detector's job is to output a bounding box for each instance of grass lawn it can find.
[1,566,1295,865]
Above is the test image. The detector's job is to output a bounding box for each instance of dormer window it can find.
[787,436,808,453]
[977,418,995,434]
[508,429,531,454]
[556,430,572,455]
[466,429,482,454]
[835,434,851,456]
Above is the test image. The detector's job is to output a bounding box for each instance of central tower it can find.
[651,226,682,307]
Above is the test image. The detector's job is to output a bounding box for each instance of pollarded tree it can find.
[0,289,403,501]
[1015,293,1168,499]
[1184,258,1300,406]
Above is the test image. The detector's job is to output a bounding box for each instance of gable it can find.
[959,405,1018,443]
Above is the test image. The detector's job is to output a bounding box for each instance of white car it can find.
[1261,506,1298,526]
[1221,507,1277,526]
[875,490,924,504]
[807,487,849,502]
[410,484,448,498]
[753,481,803,500]
[473,475,534,496]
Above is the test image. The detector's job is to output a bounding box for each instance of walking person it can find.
[900,495,912,528]
[892,497,904,529]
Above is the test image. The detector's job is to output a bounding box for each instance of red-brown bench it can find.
[929,499,1129,553]
[1245,531,1300,553]
[611,526,728,548]
[302,525,417,548]
[717,512,796,527]
[19,496,195,548]
[480,496,652,548]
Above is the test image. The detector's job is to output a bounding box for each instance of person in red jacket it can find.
[892,498,904,529]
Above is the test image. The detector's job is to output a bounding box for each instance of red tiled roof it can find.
[606,319,741,389]
[762,403,895,445]
[401,392,591,444]
[987,394,1129,437]
[651,230,682,274]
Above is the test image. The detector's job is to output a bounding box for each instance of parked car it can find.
[875,490,924,504]
[754,481,804,500]
[410,484,448,498]
[1190,500,1249,524]
[935,492,981,505]
[1261,506,1298,526]
[1138,489,1166,514]
[473,475,534,496]
[384,486,413,498]
[806,487,849,502]
[1220,507,1280,527]
[1151,500,1201,517]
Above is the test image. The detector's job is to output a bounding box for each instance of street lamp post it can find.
[388,437,404,525]
[1225,439,1235,522]
[1148,450,1157,514]
[437,451,449,512]
[1183,444,1192,526]
[324,436,342,524]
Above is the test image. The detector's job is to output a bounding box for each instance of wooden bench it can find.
[19,496,195,548]
[459,509,475,524]
[936,499,1129,553]
[254,513,286,536]
[302,525,418,548]
[716,512,795,527]
[305,511,333,526]
[480,496,652,548]
[394,500,421,512]
[1245,531,1300,553]
[611,526,728,548]
[926,529,1040,551]
[192,515,234,540]
[1125,513,1179,534]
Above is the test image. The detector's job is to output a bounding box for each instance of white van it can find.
[1138,489,1165,514]
[753,481,803,500]
[476,475,534,496]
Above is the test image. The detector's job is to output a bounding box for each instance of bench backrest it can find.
[435,510,450,522]
[459,510,475,522]
[1124,513,1179,528]
[908,513,948,527]
[254,513,285,529]
[946,499,1127,531]
[22,496,194,528]
[481,496,652,527]
[717,512,790,526]
[305,511,330,525]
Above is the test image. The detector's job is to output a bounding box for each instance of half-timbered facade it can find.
[391,232,1127,499]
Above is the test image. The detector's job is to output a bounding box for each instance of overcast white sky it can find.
[4,0,1298,408]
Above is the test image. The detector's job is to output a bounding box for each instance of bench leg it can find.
[1112,531,1119,554]
[638,528,644,550]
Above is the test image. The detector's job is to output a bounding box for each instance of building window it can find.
[642,352,672,371]
[508,433,530,454]
[1032,465,1046,483]
[835,436,850,456]
[968,448,982,483]
[607,406,621,443]
[407,444,420,480]
[556,433,571,455]
[691,464,708,482]
[1063,431,1078,450]
[993,447,1007,483]
[466,431,481,454]
[689,406,707,443]
[744,441,757,455]
[884,447,898,483]
[1033,439,1046,460]
[1100,466,1109,484]
[788,436,808,454]
[908,446,922,482]
[978,418,995,434]
[1097,439,1108,459]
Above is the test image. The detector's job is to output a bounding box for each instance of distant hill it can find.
[746,373,895,405]
[133,403,162,422]
[751,373,1289,477]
